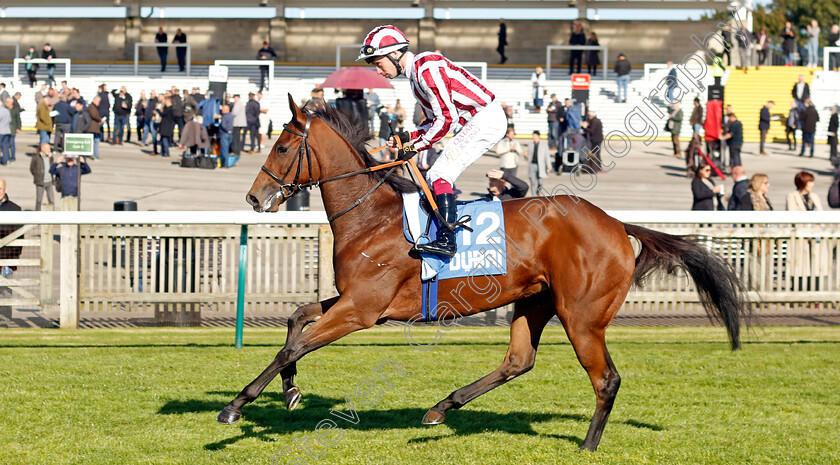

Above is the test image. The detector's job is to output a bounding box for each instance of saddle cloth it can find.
[402,192,508,281]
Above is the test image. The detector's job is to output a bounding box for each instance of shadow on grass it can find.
[158,391,662,450]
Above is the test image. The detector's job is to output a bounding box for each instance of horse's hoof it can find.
[421,410,446,425]
[217,408,242,424]
[285,386,301,411]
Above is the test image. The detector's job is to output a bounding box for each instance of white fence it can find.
[1,210,840,329]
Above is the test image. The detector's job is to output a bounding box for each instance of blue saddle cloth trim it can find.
[403,193,508,281]
[420,279,439,322]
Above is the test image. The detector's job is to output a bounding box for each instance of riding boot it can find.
[414,193,457,258]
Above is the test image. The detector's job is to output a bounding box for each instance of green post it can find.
[235,224,248,349]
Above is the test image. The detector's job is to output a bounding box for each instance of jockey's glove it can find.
[394,130,411,144]
[397,145,417,161]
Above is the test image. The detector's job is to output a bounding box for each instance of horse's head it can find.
[247,94,319,212]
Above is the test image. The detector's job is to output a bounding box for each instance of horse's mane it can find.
[303,103,419,194]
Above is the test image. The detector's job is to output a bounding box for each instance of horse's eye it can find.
[277,146,288,154]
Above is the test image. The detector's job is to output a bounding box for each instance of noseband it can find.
[259,113,404,221]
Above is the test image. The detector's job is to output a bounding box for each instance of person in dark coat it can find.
[569,21,586,75]
[582,110,603,172]
[156,96,176,158]
[480,169,528,201]
[256,41,277,92]
[691,163,723,210]
[172,29,188,72]
[169,87,185,144]
[792,75,810,105]
[497,19,508,64]
[86,97,102,159]
[143,90,159,152]
[728,165,749,211]
[585,32,600,76]
[720,112,743,168]
[111,87,132,145]
[0,176,22,320]
[30,143,55,211]
[155,27,168,72]
[828,106,839,165]
[49,153,91,200]
[799,100,819,158]
[781,22,796,66]
[758,101,773,155]
[245,93,261,153]
[96,84,111,142]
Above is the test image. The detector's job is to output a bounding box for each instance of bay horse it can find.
[221,95,748,452]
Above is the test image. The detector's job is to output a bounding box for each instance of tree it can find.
[754,0,840,45]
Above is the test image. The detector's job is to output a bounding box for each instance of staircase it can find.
[723,66,815,143]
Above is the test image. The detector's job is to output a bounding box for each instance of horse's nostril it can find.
[247,194,259,206]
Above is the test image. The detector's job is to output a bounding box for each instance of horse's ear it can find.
[288,93,302,117]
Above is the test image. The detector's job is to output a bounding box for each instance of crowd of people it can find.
[691,165,826,212]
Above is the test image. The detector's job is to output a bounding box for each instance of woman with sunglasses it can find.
[691,163,725,210]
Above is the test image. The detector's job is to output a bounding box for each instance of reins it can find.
[259,114,440,222]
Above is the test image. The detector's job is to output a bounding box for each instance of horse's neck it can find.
[317,140,404,248]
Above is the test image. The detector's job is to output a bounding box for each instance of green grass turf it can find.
[1,325,838,464]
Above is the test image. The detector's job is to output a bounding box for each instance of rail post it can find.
[235,224,248,349]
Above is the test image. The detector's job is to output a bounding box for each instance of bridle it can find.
[259,113,404,222]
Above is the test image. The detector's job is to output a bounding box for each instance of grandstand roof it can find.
[1,0,731,11]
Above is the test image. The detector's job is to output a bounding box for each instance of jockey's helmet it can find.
[357,25,410,63]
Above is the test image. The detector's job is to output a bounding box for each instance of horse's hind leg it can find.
[422,294,554,425]
[279,297,339,410]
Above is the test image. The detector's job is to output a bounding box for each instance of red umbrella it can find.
[321,67,393,90]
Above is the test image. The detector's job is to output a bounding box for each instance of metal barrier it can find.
[133,42,191,76]
[546,45,608,81]
[1,210,839,333]
[12,58,71,83]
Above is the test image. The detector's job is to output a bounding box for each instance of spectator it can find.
[739,174,772,210]
[828,106,839,165]
[525,130,549,195]
[781,22,796,66]
[35,98,53,147]
[530,67,546,113]
[755,27,769,68]
[720,112,743,167]
[546,94,561,150]
[504,104,515,129]
[155,27,168,72]
[245,92,260,153]
[364,88,380,134]
[393,99,406,131]
[86,96,102,159]
[173,28,188,72]
[690,97,703,139]
[170,87,185,144]
[665,60,678,102]
[496,127,523,178]
[256,41,277,92]
[219,104,234,166]
[190,87,204,106]
[0,84,8,105]
[691,163,724,210]
[156,96,175,158]
[806,20,820,69]
[666,102,683,157]
[70,99,89,135]
[135,91,147,144]
[231,94,246,155]
[557,98,570,161]
[758,101,773,156]
[97,84,111,142]
[49,153,91,210]
[30,143,55,211]
[787,171,823,211]
[569,21,585,75]
[799,99,819,158]
[785,100,799,150]
[308,87,327,111]
[482,169,528,201]
[728,165,749,211]
[111,87,132,145]
[582,110,604,172]
[497,19,508,64]
[24,46,38,87]
[829,25,840,71]
[58,80,69,96]
[721,26,732,65]
[41,43,57,86]
[53,93,73,152]
[0,102,10,165]
[257,91,270,151]
[792,75,810,107]
[6,98,21,163]
[0,177,22,322]
[197,91,219,130]
[144,90,159,152]
[179,117,210,157]
[614,54,631,103]
[586,32,600,76]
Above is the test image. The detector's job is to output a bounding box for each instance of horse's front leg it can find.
[279,296,339,411]
[217,296,374,424]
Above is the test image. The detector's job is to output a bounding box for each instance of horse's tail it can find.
[623,222,750,350]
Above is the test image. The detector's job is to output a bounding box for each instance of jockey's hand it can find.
[397,146,417,161]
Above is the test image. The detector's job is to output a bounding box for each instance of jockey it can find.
[358,25,507,258]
